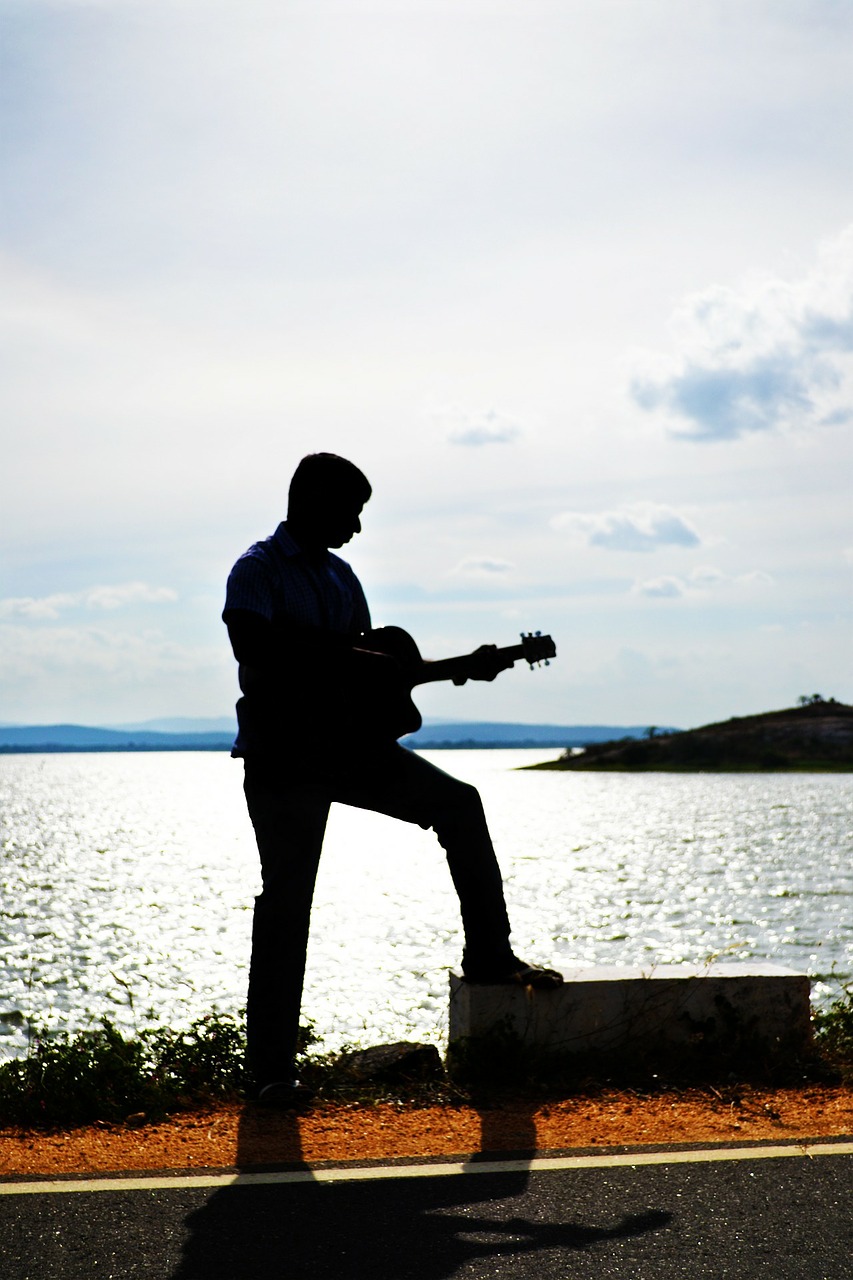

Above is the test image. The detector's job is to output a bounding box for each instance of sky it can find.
[2,0,852,730]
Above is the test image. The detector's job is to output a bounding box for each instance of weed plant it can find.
[813,985,853,1081]
[2,988,852,1130]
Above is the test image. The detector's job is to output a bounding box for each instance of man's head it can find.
[287,453,372,550]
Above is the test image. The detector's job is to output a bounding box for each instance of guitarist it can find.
[224,452,562,1107]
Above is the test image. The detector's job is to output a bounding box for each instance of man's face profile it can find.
[292,492,364,550]
[322,498,363,548]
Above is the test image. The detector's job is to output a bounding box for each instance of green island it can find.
[527,697,853,772]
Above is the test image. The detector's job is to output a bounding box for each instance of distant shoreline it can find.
[0,741,567,755]
[0,744,232,754]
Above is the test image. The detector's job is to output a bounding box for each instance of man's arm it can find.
[419,644,510,686]
[225,609,402,699]
[225,608,277,670]
[225,608,353,687]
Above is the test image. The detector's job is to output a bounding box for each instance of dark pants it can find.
[242,744,514,1086]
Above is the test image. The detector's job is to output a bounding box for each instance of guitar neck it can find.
[413,643,528,688]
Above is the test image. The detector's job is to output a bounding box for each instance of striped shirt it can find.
[223,522,371,754]
[224,522,370,634]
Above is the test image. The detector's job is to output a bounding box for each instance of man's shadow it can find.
[169,1097,672,1279]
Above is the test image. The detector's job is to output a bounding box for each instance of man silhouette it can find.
[224,453,561,1105]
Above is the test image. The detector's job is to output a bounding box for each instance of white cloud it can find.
[688,565,727,587]
[84,583,178,610]
[733,570,774,588]
[436,406,524,447]
[634,567,774,599]
[631,225,853,440]
[688,566,774,589]
[451,556,515,577]
[0,594,77,621]
[635,575,685,598]
[0,620,232,723]
[551,502,701,552]
[0,583,177,621]
[0,623,217,679]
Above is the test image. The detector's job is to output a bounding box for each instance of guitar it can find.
[353,626,557,740]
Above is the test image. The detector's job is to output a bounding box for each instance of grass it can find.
[1,989,852,1131]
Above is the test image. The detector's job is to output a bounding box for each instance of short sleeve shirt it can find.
[223,522,371,754]
[224,522,371,634]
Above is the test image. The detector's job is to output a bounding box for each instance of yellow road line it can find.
[2,1139,852,1195]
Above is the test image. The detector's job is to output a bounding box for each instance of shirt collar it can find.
[272,522,301,557]
[273,521,330,564]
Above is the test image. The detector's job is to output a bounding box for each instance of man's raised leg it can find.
[328,745,561,986]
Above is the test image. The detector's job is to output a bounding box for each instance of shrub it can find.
[0,1011,249,1129]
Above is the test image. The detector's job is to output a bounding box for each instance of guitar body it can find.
[356,627,426,738]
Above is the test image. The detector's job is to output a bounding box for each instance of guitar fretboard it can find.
[413,641,547,688]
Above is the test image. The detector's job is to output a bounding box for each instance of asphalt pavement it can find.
[2,1141,851,1279]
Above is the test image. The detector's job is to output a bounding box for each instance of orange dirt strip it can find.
[2,1085,852,1177]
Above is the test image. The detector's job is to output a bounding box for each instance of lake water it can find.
[1,750,851,1060]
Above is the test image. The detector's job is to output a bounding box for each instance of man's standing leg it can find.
[243,760,330,1094]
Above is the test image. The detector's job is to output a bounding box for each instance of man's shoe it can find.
[463,959,564,990]
[256,1079,315,1109]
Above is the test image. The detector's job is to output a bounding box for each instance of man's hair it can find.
[287,453,372,516]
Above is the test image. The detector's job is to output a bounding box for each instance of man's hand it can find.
[455,643,513,684]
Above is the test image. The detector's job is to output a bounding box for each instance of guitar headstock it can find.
[520,630,556,668]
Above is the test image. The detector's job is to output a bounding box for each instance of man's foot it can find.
[463,959,564,989]
[256,1079,315,1109]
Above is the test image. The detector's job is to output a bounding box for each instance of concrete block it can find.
[449,963,811,1058]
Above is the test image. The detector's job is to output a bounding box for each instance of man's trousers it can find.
[242,744,515,1086]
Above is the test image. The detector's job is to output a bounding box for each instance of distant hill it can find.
[0,719,670,753]
[105,716,237,734]
[0,724,235,752]
[401,721,675,748]
[528,700,853,772]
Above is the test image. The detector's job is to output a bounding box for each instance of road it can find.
[2,1142,851,1279]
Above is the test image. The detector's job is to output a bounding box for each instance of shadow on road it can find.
[168,1100,672,1279]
